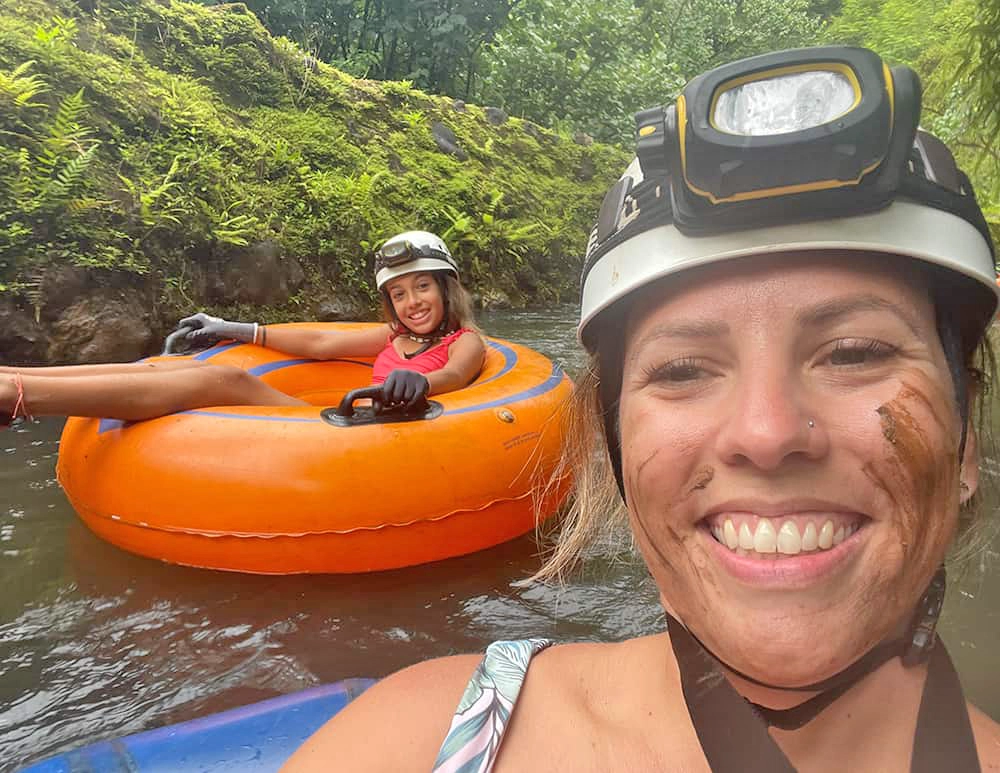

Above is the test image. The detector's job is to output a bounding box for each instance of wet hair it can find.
[531,258,999,583]
[379,272,480,340]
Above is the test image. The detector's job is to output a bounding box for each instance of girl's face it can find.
[618,253,978,686]
[386,272,445,335]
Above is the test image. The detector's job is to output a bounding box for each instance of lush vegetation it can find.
[199,0,833,143]
[0,0,625,330]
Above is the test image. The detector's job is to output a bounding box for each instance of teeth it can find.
[723,520,739,550]
[777,521,801,555]
[752,520,777,553]
[818,521,834,550]
[801,522,818,551]
[713,517,859,557]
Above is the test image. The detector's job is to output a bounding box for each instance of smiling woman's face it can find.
[619,252,979,686]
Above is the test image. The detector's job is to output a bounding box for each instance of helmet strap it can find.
[670,568,947,735]
[667,576,977,771]
[934,293,970,460]
[596,332,628,503]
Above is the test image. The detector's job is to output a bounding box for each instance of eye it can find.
[642,357,710,384]
[826,338,897,366]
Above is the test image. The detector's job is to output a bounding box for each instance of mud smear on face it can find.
[628,464,718,615]
[861,381,959,634]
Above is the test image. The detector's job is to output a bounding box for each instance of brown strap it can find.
[668,615,797,772]
[669,619,980,772]
[911,637,981,773]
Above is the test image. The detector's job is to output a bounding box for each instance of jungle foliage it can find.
[0,0,625,314]
[196,0,830,143]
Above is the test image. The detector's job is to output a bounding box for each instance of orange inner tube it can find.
[57,323,573,574]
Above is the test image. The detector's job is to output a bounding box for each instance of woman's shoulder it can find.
[280,637,671,772]
[280,652,485,772]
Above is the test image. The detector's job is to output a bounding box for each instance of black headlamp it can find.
[586,45,993,280]
[634,46,921,232]
[374,239,451,273]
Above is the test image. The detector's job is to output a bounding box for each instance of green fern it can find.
[0,61,48,110]
[36,89,90,181]
[39,144,97,210]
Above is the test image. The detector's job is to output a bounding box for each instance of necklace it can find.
[406,333,435,344]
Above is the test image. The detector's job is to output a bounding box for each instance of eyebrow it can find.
[795,294,923,336]
[629,319,730,361]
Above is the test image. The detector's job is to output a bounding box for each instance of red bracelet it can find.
[12,372,33,422]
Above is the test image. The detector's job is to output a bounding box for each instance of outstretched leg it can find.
[0,359,209,378]
[1,364,305,423]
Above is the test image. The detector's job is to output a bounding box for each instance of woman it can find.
[282,48,1000,771]
[1,230,485,423]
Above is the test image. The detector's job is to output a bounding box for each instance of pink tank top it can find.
[370,328,474,384]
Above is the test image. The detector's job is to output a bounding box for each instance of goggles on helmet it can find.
[375,238,452,273]
[581,45,997,350]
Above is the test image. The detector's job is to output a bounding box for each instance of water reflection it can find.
[1,308,997,769]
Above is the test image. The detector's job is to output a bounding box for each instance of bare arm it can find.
[279,655,481,772]
[263,324,390,360]
[425,332,486,396]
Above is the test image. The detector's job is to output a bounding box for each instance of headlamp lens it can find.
[382,241,410,261]
[376,239,416,271]
[713,70,858,136]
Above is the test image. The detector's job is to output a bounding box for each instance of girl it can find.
[1,231,485,423]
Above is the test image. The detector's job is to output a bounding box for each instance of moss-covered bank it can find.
[0,0,627,363]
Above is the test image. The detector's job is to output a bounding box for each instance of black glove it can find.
[381,369,430,410]
[179,312,257,344]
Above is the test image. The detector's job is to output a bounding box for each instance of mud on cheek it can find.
[862,381,960,590]
[627,462,718,616]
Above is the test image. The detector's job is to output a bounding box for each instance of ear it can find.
[959,414,979,505]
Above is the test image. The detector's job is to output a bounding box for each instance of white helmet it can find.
[374,230,459,291]
[579,46,998,351]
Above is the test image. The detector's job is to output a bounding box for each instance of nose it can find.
[713,366,828,471]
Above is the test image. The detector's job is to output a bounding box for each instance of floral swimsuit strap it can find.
[432,638,553,773]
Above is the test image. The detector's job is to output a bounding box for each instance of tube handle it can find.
[161,325,195,356]
[334,386,385,417]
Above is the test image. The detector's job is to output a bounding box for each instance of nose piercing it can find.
[807,419,815,429]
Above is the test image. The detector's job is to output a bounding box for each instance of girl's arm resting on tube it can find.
[279,655,482,772]
[263,324,390,360]
[426,332,486,396]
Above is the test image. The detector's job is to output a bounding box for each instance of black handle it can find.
[335,386,385,417]
[161,325,195,356]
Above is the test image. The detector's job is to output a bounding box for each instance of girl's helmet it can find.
[375,231,459,291]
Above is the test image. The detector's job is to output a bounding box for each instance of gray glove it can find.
[179,312,257,344]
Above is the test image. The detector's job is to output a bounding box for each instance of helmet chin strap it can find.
[667,576,979,772]
[672,567,947,731]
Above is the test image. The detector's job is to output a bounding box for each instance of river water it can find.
[2,307,998,769]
